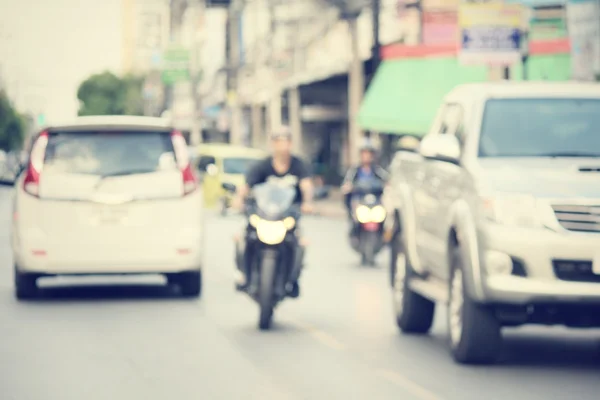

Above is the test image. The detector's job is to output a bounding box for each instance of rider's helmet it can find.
[397,135,420,152]
[359,142,376,154]
[269,125,292,140]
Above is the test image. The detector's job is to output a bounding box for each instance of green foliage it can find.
[77,71,145,116]
[0,90,26,151]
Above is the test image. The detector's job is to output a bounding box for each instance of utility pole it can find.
[347,14,364,166]
[227,0,243,145]
[266,0,282,134]
[370,0,381,78]
[190,1,203,145]
[332,0,368,166]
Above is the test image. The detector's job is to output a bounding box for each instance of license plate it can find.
[90,205,128,224]
[593,253,600,275]
[362,222,379,232]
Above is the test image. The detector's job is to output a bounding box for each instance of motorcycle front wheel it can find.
[258,252,277,330]
[361,230,378,266]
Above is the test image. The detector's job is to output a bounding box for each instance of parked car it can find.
[387,82,600,364]
[12,116,204,299]
[190,143,267,213]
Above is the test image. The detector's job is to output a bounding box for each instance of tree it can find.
[76,71,145,116]
[0,90,26,151]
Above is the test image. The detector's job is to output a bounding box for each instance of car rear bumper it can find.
[16,261,202,276]
[13,227,203,275]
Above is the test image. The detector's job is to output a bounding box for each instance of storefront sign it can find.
[458,2,524,65]
[422,0,460,9]
[567,0,600,80]
[423,11,458,45]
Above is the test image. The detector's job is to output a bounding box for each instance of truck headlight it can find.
[356,205,386,223]
[256,220,287,245]
[482,194,559,230]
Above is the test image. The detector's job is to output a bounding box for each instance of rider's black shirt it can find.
[245,156,310,204]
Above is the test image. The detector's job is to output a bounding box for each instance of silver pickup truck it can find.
[385,82,600,365]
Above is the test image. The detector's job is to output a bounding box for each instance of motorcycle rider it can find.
[233,125,314,297]
[341,143,389,239]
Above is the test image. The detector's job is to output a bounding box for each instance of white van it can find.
[12,116,204,299]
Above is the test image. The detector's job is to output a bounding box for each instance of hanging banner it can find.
[458,2,524,66]
[567,0,600,80]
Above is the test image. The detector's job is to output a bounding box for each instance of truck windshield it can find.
[478,98,600,158]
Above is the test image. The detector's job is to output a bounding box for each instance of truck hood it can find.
[476,158,600,199]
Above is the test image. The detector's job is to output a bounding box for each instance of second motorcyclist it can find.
[341,143,389,240]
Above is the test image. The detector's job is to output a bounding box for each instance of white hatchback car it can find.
[11,116,204,299]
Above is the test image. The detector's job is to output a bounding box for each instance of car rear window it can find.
[43,131,177,176]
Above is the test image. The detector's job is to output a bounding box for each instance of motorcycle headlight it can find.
[482,194,559,230]
[256,220,287,245]
[283,216,296,230]
[370,205,386,223]
[356,205,386,223]
[356,205,371,223]
[249,214,261,227]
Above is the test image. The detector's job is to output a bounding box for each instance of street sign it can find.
[161,46,190,85]
[458,2,525,65]
[567,0,600,81]
[36,113,45,126]
[462,27,520,50]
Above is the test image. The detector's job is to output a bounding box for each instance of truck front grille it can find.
[551,204,600,233]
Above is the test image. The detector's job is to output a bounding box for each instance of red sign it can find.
[423,11,458,46]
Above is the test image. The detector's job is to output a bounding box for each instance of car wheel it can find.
[14,266,38,300]
[392,234,435,333]
[448,246,502,364]
[173,270,202,298]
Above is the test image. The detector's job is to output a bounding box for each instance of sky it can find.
[0,0,122,123]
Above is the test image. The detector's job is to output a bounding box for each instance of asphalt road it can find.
[0,186,599,400]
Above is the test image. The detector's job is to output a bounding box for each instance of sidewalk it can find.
[315,187,345,219]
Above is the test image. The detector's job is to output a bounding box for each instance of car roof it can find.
[446,81,600,102]
[43,115,172,132]
[191,143,268,158]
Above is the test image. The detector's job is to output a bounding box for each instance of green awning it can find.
[358,58,489,136]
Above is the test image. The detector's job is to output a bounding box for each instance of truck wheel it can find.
[448,247,502,364]
[14,266,38,300]
[392,235,435,334]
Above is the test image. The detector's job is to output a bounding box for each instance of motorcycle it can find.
[350,178,386,266]
[222,181,303,330]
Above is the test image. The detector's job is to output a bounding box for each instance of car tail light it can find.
[171,130,197,196]
[23,130,49,197]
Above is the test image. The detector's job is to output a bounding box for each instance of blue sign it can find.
[506,0,565,7]
[461,27,521,51]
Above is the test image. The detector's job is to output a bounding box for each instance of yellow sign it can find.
[422,0,460,10]
[459,3,524,27]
